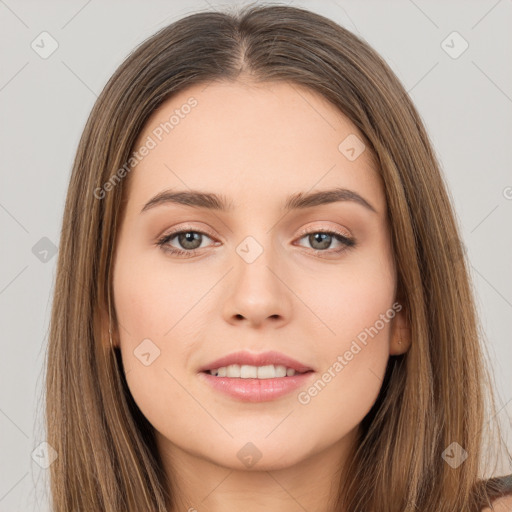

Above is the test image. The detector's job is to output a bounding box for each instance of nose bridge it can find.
[228,204,284,266]
[233,230,284,291]
[221,227,291,325]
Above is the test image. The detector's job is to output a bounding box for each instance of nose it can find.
[221,245,293,329]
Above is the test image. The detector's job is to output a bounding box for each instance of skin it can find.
[111,79,411,512]
[482,496,512,511]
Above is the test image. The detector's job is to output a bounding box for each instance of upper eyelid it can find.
[161,223,350,237]
[161,225,217,241]
[295,224,351,238]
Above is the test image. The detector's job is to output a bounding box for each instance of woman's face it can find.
[112,80,406,473]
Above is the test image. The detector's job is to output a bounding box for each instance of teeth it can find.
[208,364,298,378]
[241,365,258,378]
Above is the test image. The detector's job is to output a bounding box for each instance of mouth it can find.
[202,364,313,379]
[197,350,315,402]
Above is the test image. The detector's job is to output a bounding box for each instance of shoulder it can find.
[481,494,512,511]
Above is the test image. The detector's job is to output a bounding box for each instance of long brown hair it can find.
[45,4,511,510]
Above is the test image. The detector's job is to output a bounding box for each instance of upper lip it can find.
[199,350,314,374]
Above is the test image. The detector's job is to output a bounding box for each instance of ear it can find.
[389,306,411,356]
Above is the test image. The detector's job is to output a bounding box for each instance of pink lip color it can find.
[198,371,315,402]
[198,350,313,374]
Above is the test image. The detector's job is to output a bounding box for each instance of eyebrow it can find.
[140,187,378,214]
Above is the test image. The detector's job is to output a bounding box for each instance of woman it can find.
[45,4,512,511]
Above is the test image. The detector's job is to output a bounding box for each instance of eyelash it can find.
[156,226,357,259]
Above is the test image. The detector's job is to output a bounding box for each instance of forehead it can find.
[124,80,384,215]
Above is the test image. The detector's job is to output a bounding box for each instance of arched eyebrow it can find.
[140,187,377,214]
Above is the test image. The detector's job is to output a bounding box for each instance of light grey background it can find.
[1,0,511,510]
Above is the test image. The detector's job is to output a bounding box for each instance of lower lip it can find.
[198,371,315,402]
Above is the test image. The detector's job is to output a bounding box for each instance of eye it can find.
[294,228,356,256]
[156,226,356,258]
[156,228,217,258]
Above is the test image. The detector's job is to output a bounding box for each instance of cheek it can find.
[295,252,395,418]
[112,256,193,445]
[112,245,203,350]
[295,299,392,452]
[300,249,395,351]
